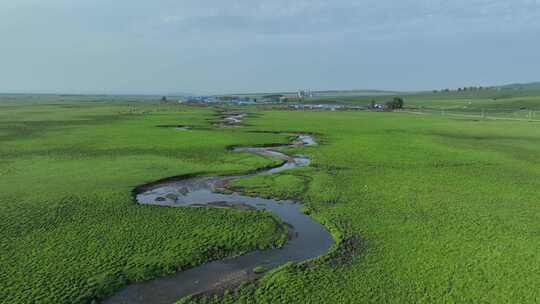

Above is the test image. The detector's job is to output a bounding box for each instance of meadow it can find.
[2,93,540,303]
[186,108,540,303]
[0,98,289,303]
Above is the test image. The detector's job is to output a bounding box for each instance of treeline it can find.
[385,97,404,109]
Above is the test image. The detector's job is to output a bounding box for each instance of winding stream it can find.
[104,112,334,304]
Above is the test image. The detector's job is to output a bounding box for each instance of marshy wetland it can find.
[2,94,540,303]
[105,114,334,303]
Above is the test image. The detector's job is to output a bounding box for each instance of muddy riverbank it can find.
[103,111,334,304]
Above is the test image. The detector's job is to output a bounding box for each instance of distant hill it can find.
[314,89,400,97]
[167,92,195,97]
[227,89,399,98]
[496,82,540,91]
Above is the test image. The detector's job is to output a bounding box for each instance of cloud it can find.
[1,0,539,93]
[150,0,540,41]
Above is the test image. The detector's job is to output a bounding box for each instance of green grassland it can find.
[0,101,290,303]
[187,110,540,303]
[3,92,540,303]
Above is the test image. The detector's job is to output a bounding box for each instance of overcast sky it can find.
[1,0,539,94]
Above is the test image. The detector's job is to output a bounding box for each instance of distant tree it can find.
[393,97,404,109]
[161,96,168,102]
[385,97,404,110]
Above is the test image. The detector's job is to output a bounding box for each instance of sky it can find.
[1,0,539,95]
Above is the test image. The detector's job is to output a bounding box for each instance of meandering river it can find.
[104,112,334,304]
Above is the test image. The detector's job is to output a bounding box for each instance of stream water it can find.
[104,115,334,304]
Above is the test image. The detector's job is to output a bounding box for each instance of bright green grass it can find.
[227,172,308,200]
[187,110,540,303]
[0,101,289,303]
[4,97,540,303]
